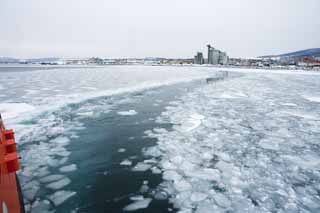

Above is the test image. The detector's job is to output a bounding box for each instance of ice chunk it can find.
[31,199,52,213]
[59,164,77,173]
[215,161,234,175]
[46,177,71,190]
[123,198,152,211]
[303,96,320,103]
[49,190,76,206]
[144,158,157,164]
[0,103,35,119]
[163,170,182,181]
[185,168,220,181]
[195,203,217,213]
[59,157,69,165]
[120,159,133,166]
[117,110,138,116]
[118,148,126,153]
[174,179,192,192]
[190,192,208,202]
[50,136,70,145]
[77,111,94,116]
[154,191,168,200]
[132,162,152,172]
[179,119,201,132]
[281,103,297,107]
[151,167,162,174]
[23,186,40,201]
[190,113,205,120]
[40,174,65,183]
[220,93,238,99]
[35,167,50,177]
[130,195,145,201]
[144,146,162,157]
[214,193,231,208]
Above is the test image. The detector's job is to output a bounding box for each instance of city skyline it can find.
[1,0,320,58]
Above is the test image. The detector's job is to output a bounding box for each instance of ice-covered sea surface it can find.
[0,65,213,212]
[0,65,211,121]
[0,65,320,212]
[145,71,320,212]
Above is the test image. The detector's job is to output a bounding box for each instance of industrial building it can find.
[218,52,228,65]
[194,52,204,64]
[202,44,229,65]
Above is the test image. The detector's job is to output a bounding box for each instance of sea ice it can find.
[177,113,204,132]
[46,177,71,190]
[40,174,65,183]
[117,110,138,116]
[0,102,35,119]
[143,70,320,212]
[31,199,52,213]
[48,190,76,206]
[151,167,162,174]
[132,162,152,172]
[303,95,320,103]
[59,164,77,172]
[190,192,208,202]
[123,198,152,211]
[118,148,126,152]
[130,195,145,201]
[213,193,231,208]
[23,186,40,201]
[77,111,94,117]
[50,136,70,145]
[120,159,133,166]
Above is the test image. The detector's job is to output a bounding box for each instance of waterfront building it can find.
[218,52,229,65]
[207,45,214,64]
[194,52,204,64]
[212,49,220,64]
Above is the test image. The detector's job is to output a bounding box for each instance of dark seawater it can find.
[60,82,202,212]
[25,79,208,213]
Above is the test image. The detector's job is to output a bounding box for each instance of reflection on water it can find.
[206,71,229,84]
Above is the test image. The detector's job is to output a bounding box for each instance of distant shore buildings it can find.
[194,44,229,65]
[194,52,204,65]
[0,47,319,71]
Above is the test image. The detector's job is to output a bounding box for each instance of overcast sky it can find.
[0,0,319,58]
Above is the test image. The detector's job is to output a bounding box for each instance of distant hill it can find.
[260,48,320,59]
[0,57,61,64]
[0,57,20,63]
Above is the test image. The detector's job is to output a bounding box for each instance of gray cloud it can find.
[0,0,319,58]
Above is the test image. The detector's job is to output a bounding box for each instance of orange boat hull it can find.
[0,114,24,213]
